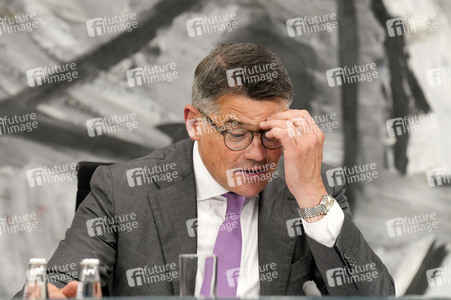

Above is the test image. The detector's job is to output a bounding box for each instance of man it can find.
[19,43,394,297]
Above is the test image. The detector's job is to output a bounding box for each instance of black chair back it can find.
[75,161,115,296]
[75,161,114,212]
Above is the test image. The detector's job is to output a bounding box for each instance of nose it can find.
[243,133,266,161]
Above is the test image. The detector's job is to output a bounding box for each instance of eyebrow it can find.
[224,118,254,127]
[223,118,262,131]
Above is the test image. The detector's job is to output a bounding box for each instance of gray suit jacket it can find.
[21,139,395,296]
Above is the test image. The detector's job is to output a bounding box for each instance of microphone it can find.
[302,280,322,296]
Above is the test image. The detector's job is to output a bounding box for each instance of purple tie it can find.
[200,192,246,297]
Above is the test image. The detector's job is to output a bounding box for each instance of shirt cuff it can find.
[301,199,344,247]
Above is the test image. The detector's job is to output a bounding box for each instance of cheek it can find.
[267,149,282,162]
[201,132,223,153]
[202,136,232,167]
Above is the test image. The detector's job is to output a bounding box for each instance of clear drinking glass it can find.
[179,254,217,298]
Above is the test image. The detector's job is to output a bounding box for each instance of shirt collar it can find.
[193,141,229,201]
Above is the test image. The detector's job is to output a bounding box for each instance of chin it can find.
[230,182,267,198]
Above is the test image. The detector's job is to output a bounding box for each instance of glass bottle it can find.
[24,258,48,300]
[76,258,102,299]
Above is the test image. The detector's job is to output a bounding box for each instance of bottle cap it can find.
[28,258,47,266]
[80,258,100,266]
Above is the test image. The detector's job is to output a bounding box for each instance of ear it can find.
[184,105,203,141]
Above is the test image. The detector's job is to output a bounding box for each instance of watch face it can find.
[322,195,335,211]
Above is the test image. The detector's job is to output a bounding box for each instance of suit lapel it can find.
[146,140,198,295]
[144,140,301,295]
[258,172,300,295]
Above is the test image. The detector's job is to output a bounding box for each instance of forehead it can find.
[215,94,285,123]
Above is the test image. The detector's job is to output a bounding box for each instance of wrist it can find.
[297,194,335,221]
[295,185,328,209]
[303,214,326,223]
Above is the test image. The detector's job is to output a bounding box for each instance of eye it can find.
[230,133,245,139]
[228,129,249,140]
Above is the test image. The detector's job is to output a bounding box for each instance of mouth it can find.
[236,168,265,177]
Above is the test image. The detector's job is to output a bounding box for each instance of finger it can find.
[25,284,42,299]
[259,118,290,130]
[261,117,311,131]
[47,283,66,299]
[284,120,303,147]
[262,113,317,134]
[263,111,324,150]
[265,125,299,149]
[263,118,314,140]
[266,109,312,122]
[62,281,79,298]
[286,115,323,139]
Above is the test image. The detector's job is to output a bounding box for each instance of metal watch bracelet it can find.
[297,205,327,219]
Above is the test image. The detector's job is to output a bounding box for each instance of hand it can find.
[260,110,328,211]
[47,281,79,299]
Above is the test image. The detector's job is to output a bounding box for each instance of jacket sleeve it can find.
[15,166,117,297]
[306,179,396,296]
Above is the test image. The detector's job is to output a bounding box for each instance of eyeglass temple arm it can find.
[198,110,228,136]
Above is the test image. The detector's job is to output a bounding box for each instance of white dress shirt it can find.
[192,141,344,297]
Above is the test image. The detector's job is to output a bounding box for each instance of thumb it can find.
[62,281,79,298]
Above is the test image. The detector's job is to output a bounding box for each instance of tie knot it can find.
[222,192,246,215]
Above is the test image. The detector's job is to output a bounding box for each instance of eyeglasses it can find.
[197,109,283,151]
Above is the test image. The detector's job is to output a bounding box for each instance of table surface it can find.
[23,297,446,300]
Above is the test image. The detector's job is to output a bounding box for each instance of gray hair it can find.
[192,43,294,114]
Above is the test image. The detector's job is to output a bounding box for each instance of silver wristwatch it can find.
[297,195,335,219]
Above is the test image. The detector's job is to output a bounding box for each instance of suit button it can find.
[343,251,356,267]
